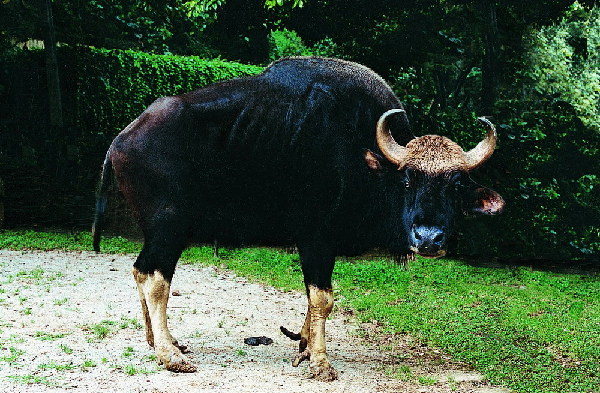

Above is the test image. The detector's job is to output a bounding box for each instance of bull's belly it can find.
[189,207,295,248]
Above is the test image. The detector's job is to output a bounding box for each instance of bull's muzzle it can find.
[409,225,447,258]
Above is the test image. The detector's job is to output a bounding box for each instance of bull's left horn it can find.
[376,109,409,168]
[464,117,497,170]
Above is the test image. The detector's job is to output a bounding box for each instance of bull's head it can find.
[365,109,505,258]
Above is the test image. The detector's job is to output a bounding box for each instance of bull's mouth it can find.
[409,247,447,259]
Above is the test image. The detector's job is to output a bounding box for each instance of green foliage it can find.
[524,3,600,131]
[480,3,600,260]
[265,0,304,8]
[183,0,227,15]
[268,29,340,62]
[73,46,263,136]
[268,29,311,61]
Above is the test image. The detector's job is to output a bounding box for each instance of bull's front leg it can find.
[133,268,196,373]
[304,285,337,380]
[281,247,338,381]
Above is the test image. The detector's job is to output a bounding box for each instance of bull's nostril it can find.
[433,233,444,243]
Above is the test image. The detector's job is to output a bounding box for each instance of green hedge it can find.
[72,47,263,136]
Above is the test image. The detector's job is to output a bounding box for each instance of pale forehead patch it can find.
[403,135,468,175]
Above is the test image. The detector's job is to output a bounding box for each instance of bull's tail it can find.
[92,151,112,252]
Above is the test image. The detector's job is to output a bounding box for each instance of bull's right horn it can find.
[464,117,497,171]
[376,109,409,168]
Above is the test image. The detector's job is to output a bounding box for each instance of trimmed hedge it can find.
[72,47,262,136]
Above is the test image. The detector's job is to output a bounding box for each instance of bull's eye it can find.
[450,172,465,190]
[404,180,411,188]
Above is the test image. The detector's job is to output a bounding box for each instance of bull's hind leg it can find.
[133,225,196,373]
[281,246,338,381]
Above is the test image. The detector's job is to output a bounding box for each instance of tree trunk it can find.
[481,0,499,114]
[0,177,4,229]
[42,0,63,127]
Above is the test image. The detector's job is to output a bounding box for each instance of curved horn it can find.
[464,117,497,170]
[376,109,409,168]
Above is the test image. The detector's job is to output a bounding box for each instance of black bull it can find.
[92,57,504,381]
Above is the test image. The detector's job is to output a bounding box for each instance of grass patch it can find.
[38,361,75,371]
[119,316,143,330]
[334,258,600,393]
[83,320,117,341]
[1,230,599,393]
[122,346,135,358]
[0,230,141,254]
[0,346,25,364]
[386,364,413,381]
[34,331,67,341]
[81,359,97,369]
[54,298,69,306]
[7,375,56,386]
[418,375,437,386]
[59,344,73,354]
[14,267,64,284]
[113,364,156,376]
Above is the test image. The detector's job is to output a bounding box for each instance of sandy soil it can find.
[0,250,512,393]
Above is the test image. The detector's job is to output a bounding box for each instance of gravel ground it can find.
[0,250,512,393]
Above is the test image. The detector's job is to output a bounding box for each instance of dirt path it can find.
[0,250,511,393]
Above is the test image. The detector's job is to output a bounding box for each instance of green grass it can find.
[118,316,143,330]
[34,331,68,341]
[54,298,69,306]
[38,361,75,371]
[122,346,135,358]
[0,346,25,365]
[0,230,141,254]
[1,229,599,393]
[418,375,437,386]
[83,320,117,341]
[7,375,56,386]
[59,344,73,354]
[81,359,97,369]
[113,364,155,376]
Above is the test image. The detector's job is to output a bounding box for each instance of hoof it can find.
[309,361,339,382]
[157,345,197,373]
[165,358,197,373]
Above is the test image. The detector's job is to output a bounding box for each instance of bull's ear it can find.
[364,149,383,171]
[466,187,505,215]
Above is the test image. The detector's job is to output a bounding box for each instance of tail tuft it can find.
[92,152,112,252]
